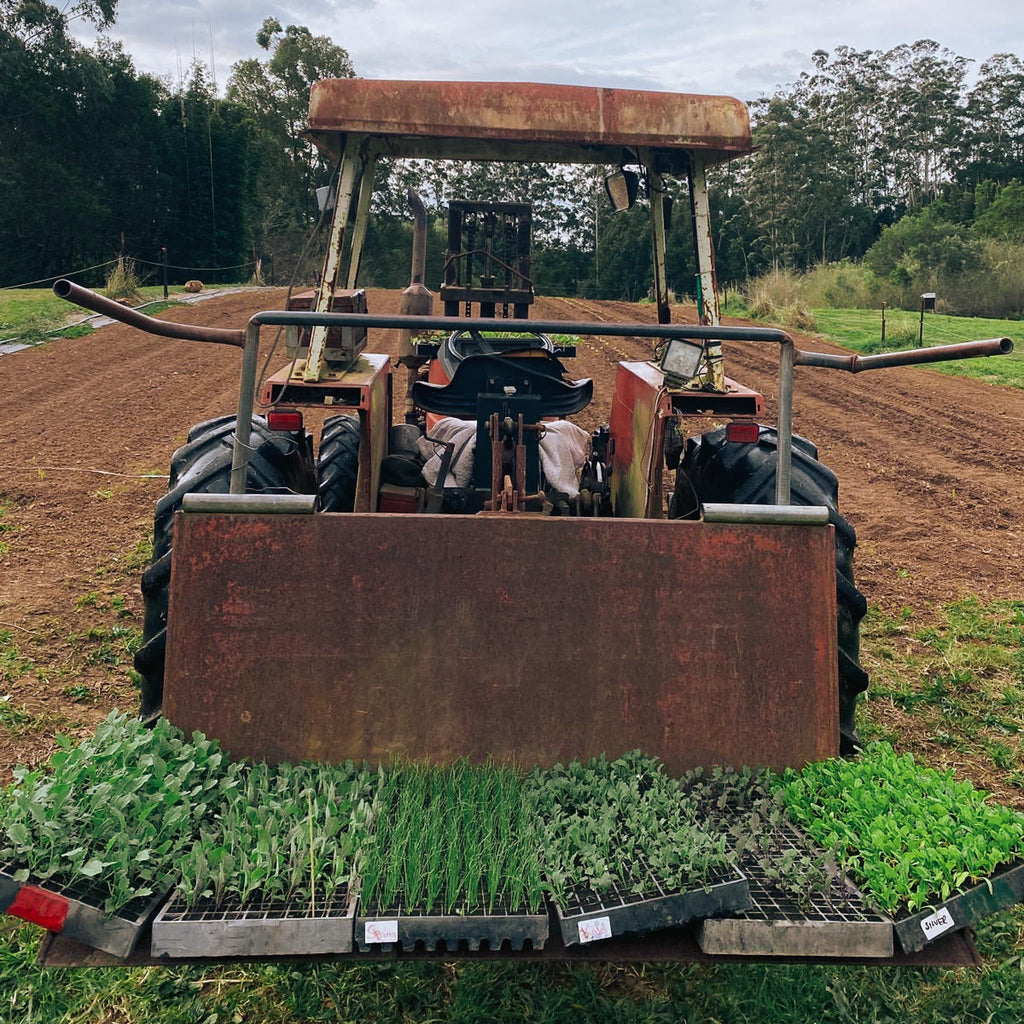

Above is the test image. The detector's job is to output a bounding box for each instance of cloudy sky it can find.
[74,0,1023,99]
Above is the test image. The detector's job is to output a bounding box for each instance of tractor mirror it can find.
[605,169,640,211]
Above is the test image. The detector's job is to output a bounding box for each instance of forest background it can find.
[2,0,1024,318]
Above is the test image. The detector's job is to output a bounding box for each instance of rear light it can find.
[267,409,303,432]
[725,421,759,444]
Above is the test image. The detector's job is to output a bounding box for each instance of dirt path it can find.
[1,288,1021,780]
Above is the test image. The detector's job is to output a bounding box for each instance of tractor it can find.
[56,79,1012,774]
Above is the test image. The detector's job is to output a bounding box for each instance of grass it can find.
[861,598,1024,799]
[0,283,252,346]
[811,307,1024,388]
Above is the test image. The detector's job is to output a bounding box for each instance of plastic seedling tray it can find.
[151,888,356,958]
[553,862,750,948]
[357,890,549,952]
[697,826,894,958]
[1,863,166,959]
[893,859,1024,954]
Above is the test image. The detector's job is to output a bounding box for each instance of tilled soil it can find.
[1,288,1021,781]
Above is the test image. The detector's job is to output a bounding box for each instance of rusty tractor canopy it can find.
[304,80,752,170]
[164,513,838,773]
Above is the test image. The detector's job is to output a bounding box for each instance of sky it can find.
[72,0,1024,100]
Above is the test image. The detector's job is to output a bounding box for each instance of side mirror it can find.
[604,169,640,211]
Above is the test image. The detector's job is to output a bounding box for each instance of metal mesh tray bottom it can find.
[697,827,894,958]
[1,863,164,959]
[555,866,750,948]
[357,894,549,952]
[151,891,356,958]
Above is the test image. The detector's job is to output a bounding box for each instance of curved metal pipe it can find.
[53,280,245,348]
[793,337,1012,372]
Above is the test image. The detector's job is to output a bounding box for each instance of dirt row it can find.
[0,288,1021,779]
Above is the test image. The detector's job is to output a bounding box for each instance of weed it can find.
[0,632,33,684]
[74,591,102,610]
[61,684,92,702]
[104,257,141,302]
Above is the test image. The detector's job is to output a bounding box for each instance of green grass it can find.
[862,598,1024,792]
[811,307,1024,388]
[0,284,252,345]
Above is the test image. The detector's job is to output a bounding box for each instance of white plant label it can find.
[919,906,956,940]
[578,916,612,944]
[364,920,399,944]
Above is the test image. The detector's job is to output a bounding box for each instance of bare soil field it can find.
[1,288,1022,783]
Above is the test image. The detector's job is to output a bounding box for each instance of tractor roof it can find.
[305,79,751,172]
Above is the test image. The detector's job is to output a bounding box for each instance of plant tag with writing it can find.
[578,916,612,944]
[364,920,399,944]
[919,906,956,941]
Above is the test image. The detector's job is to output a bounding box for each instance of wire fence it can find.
[1,256,261,291]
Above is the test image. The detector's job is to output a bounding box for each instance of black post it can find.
[881,301,886,346]
[918,298,925,348]
[161,247,169,300]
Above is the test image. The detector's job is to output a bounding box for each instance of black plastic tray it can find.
[357,892,549,952]
[1,863,166,959]
[894,859,1024,953]
[151,889,356,958]
[553,865,750,947]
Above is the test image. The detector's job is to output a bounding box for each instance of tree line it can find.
[2,4,1022,314]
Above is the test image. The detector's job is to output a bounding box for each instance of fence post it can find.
[161,247,169,300]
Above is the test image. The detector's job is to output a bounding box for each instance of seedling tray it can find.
[893,859,1024,954]
[1,863,165,959]
[151,889,356,958]
[357,893,549,952]
[697,826,893,958]
[553,863,750,947]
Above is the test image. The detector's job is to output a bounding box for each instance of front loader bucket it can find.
[163,513,838,772]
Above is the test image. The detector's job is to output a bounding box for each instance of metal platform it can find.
[37,922,980,968]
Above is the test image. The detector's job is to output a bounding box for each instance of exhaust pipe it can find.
[399,188,435,422]
[399,188,434,362]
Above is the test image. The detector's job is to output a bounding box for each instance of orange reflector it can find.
[726,422,759,444]
[267,409,303,432]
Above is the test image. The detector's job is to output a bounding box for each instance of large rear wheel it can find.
[133,417,310,720]
[317,414,361,512]
[673,425,868,755]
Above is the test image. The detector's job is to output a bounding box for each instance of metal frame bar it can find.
[49,280,1012,506]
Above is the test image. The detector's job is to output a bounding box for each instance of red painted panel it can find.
[8,886,69,932]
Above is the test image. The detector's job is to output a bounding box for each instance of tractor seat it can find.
[413,353,593,418]
[439,329,554,379]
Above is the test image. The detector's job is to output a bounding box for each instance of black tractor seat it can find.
[439,328,555,379]
[413,352,593,418]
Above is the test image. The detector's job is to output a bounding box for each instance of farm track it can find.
[0,287,1022,780]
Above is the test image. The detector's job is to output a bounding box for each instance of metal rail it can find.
[51,283,1014,503]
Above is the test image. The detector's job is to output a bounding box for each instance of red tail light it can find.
[725,422,759,444]
[268,409,303,432]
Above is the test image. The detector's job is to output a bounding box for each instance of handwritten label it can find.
[364,920,399,944]
[577,915,613,944]
[919,907,956,941]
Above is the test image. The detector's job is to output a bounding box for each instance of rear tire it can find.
[318,415,361,512]
[134,418,305,720]
[674,425,868,756]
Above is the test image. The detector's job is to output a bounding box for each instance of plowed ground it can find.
[1,289,1022,782]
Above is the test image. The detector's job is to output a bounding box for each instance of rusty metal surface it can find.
[38,924,981,967]
[164,514,838,773]
[259,352,389,408]
[53,281,244,347]
[307,80,751,157]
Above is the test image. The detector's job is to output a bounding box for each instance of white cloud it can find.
[73,0,1024,99]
